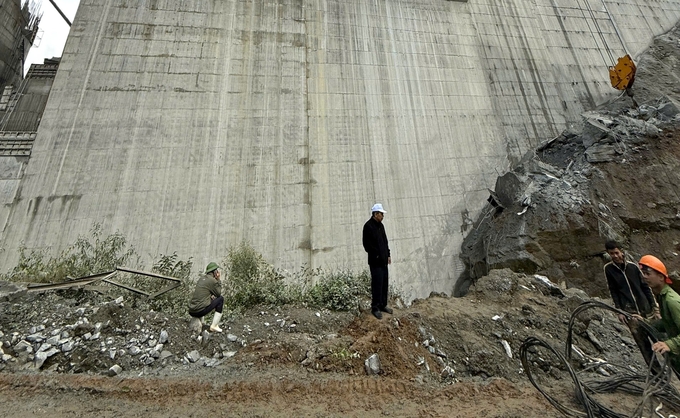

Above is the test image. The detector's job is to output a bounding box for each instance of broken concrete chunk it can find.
[186,350,201,363]
[364,353,381,375]
[107,364,122,376]
[128,346,142,356]
[33,347,59,369]
[34,352,49,369]
[160,350,173,360]
[14,340,31,353]
[158,330,168,344]
[61,341,75,352]
[227,334,239,342]
[37,343,52,353]
[533,275,566,298]
[585,144,618,163]
[441,365,455,378]
[204,358,221,367]
[29,325,45,334]
[581,117,611,147]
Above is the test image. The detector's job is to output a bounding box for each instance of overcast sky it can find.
[24,0,81,73]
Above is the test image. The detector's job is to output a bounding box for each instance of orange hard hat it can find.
[639,254,672,284]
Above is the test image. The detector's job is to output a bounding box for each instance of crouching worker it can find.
[638,255,680,372]
[188,262,224,333]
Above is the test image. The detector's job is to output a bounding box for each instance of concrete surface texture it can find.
[0,0,31,91]
[1,0,679,302]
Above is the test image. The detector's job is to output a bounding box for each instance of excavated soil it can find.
[0,269,672,417]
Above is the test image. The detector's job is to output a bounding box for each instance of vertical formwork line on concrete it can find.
[52,0,113,197]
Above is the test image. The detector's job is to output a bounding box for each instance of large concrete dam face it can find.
[1,0,680,301]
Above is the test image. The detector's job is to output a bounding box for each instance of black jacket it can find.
[362,217,390,267]
[604,260,656,316]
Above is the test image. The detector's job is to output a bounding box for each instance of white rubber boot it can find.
[209,312,223,333]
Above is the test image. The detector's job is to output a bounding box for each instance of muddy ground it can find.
[0,269,672,417]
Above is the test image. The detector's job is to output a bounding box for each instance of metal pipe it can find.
[47,0,72,27]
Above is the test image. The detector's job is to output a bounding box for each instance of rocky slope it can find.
[459,24,680,298]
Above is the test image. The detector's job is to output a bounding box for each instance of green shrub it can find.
[221,241,295,312]
[2,223,138,283]
[3,229,382,315]
[305,269,371,311]
[147,253,193,315]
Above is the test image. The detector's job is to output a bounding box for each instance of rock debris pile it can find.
[458,24,680,298]
[0,268,649,390]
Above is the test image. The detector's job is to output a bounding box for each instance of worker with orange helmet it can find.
[638,255,680,369]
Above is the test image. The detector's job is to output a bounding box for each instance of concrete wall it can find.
[1,0,680,301]
[0,0,26,90]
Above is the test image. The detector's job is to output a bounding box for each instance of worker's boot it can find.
[209,312,223,333]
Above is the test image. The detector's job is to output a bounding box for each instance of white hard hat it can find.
[371,203,386,213]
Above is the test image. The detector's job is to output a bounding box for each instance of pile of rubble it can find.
[0,288,249,375]
[458,23,680,298]
[0,266,653,417]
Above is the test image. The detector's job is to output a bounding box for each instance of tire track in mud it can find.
[0,372,545,409]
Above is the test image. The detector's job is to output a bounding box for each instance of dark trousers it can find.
[189,296,224,318]
[628,320,656,369]
[370,265,389,311]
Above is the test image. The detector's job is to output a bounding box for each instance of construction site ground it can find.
[0,269,667,417]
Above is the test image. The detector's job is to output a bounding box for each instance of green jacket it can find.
[651,285,680,369]
[188,273,221,314]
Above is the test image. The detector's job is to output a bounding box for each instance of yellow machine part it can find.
[609,54,637,90]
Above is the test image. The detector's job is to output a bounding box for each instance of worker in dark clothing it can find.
[362,203,392,320]
[188,262,224,333]
[604,240,658,322]
[604,241,659,369]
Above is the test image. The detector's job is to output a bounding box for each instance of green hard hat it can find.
[205,262,220,274]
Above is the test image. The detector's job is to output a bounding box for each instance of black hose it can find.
[520,301,680,417]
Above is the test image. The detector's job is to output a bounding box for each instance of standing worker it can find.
[603,240,658,323]
[638,255,680,372]
[604,241,659,367]
[188,262,224,333]
[363,203,392,320]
